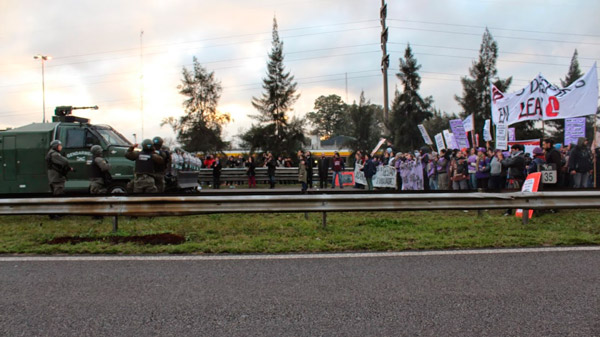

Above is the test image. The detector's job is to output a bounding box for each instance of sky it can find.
[1,0,599,147]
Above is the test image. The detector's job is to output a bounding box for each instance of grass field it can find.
[0,208,599,254]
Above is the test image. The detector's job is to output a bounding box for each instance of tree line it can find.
[163,18,591,156]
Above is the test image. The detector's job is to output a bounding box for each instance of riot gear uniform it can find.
[125,139,164,193]
[152,137,171,192]
[45,140,71,195]
[89,145,111,194]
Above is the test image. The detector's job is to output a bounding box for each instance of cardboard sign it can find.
[516,172,541,220]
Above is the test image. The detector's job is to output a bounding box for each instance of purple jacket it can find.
[467,155,477,174]
[475,157,490,179]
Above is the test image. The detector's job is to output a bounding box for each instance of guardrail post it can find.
[477,188,483,217]
[322,212,327,229]
[522,211,529,225]
[304,212,309,220]
[112,216,119,233]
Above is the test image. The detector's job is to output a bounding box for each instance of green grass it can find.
[0,209,599,254]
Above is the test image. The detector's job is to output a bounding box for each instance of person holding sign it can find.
[361,153,376,191]
[543,139,562,187]
[527,147,546,175]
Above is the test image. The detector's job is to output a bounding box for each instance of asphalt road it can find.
[0,249,599,337]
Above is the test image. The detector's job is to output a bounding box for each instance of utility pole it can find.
[380,0,390,126]
[140,30,144,140]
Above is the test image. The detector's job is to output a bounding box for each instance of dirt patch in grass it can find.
[46,233,185,245]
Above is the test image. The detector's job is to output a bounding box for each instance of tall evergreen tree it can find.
[240,17,305,155]
[548,49,584,140]
[306,94,349,139]
[455,28,513,141]
[345,92,383,153]
[389,44,433,151]
[162,57,230,152]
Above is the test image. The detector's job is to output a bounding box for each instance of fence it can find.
[1,191,598,229]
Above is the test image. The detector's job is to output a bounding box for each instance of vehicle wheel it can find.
[107,182,128,195]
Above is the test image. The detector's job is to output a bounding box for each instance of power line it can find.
[388,18,600,39]
[389,25,600,46]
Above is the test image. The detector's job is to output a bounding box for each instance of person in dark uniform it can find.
[152,136,171,193]
[125,139,164,193]
[46,140,72,196]
[89,145,111,194]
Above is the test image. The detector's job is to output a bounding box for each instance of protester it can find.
[331,152,344,189]
[317,154,329,189]
[394,153,403,191]
[436,149,450,190]
[298,154,308,193]
[399,153,424,190]
[361,153,377,191]
[211,156,222,189]
[488,150,506,191]
[354,151,365,189]
[501,144,526,216]
[450,150,469,190]
[527,147,546,175]
[265,153,277,189]
[543,139,563,188]
[568,137,593,188]
[427,152,438,190]
[475,147,490,190]
[467,148,478,190]
[420,147,430,191]
[246,156,256,188]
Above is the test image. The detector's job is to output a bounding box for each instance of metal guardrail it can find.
[1,191,598,217]
[197,167,352,184]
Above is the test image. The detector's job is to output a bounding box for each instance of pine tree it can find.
[548,49,584,140]
[240,17,305,155]
[455,28,513,141]
[162,57,230,152]
[389,44,433,151]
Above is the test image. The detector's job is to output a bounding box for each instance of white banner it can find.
[417,124,433,145]
[435,133,445,152]
[443,129,458,150]
[483,119,492,142]
[354,164,397,189]
[463,114,474,132]
[496,123,508,150]
[371,138,386,155]
[491,63,598,126]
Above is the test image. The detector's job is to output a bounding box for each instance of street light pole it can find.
[33,54,51,123]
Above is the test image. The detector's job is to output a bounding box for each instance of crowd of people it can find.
[44,135,599,198]
[182,136,600,193]
[354,137,598,192]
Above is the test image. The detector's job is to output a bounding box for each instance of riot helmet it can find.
[152,136,164,149]
[50,140,62,150]
[141,139,154,151]
[90,145,103,156]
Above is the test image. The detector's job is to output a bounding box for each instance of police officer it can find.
[152,136,171,192]
[89,145,111,194]
[125,139,164,193]
[46,140,72,195]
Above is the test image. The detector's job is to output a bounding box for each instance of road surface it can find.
[0,248,598,336]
